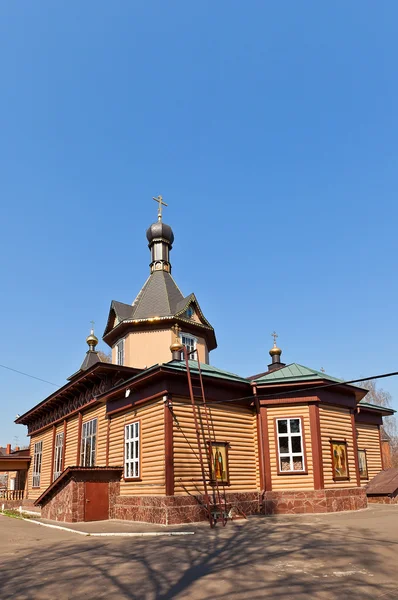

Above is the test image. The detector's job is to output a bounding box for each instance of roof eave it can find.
[15,363,141,426]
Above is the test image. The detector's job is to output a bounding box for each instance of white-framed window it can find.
[180,333,197,360]
[125,421,140,479]
[80,418,97,467]
[32,441,43,488]
[53,432,64,481]
[116,339,125,365]
[276,418,305,473]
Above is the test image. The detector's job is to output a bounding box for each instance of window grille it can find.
[80,418,97,467]
[116,339,125,365]
[276,418,305,472]
[53,432,64,481]
[32,441,43,488]
[125,421,140,478]
[181,333,197,360]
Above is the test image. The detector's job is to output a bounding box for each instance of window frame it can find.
[116,338,125,366]
[180,332,197,360]
[358,448,369,481]
[124,419,142,481]
[185,306,195,319]
[275,416,308,476]
[80,418,98,467]
[32,440,43,488]
[53,431,64,482]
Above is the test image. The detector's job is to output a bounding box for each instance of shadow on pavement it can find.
[0,513,396,599]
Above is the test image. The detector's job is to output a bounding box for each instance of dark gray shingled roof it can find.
[132,271,184,319]
[112,300,135,321]
[103,271,216,350]
[67,351,104,381]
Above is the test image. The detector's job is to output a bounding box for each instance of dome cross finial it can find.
[269,331,282,361]
[152,195,168,222]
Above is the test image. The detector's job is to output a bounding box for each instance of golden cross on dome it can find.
[152,195,168,222]
[271,331,278,346]
[90,320,95,333]
[172,323,181,339]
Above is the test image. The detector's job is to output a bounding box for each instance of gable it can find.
[174,294,213,328]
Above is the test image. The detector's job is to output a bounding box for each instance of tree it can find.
[360,379,398,468]
[97,350,112,363]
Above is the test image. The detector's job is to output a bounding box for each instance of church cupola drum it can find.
[147,195,174,273]
[102,195,217,369]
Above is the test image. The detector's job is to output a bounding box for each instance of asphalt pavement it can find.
[1,504,398,599]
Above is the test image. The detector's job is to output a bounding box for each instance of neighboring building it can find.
[0,445,30,497]
[14,201,394,523]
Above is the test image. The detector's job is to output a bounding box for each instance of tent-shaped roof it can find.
[131,271,184,319]
[103,271,216,349]
[67,350,104,381]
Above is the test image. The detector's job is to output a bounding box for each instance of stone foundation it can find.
[111,488,367,524]
[111,492,260,525]
[36,483,368,524]
[263,487,367,515]
[367,492,398,505]
[0,499,23,511]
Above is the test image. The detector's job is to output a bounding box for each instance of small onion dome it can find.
[86,330,98,349]
[269,345,282,357]
[146,221,174,245]
[170,339,184,353]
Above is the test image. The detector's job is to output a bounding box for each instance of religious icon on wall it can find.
[331,440,349,480]
[358,449,368,480]
[208,442,229,484]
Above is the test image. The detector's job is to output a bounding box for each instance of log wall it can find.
[172,400,257,495]
[356,423,383,483]
[26,427,54,501]
[319,405,357,488]
[108,398,165,496]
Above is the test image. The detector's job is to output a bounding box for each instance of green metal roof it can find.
[358,400,396,414]
[164,360,250,384]
[253,363,344,385]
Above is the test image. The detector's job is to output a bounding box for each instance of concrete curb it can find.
[21,517,195,537]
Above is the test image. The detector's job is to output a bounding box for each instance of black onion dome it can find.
[146,222,174,245]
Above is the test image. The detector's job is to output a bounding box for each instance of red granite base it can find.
[37,484,368,524]
[111,488,367,524]
[0,498,38,511]
[0,499,23,510]
[111,492,261,525]
[263,488,367,515]
[367,492,398,505]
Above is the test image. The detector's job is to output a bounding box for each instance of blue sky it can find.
[1,2,397,446]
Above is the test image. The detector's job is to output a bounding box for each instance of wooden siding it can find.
[82,404,107,465]
[267,405,314,490]
[356,423,383,484]
[254,413,261,489]
[319,405,357,488]
[26,427,54,501]
[108,399,165,496]
[63,414,79,467]
[172,400,257,495]
[26,403,108,500]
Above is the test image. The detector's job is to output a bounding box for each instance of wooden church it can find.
[15,197,394,524]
